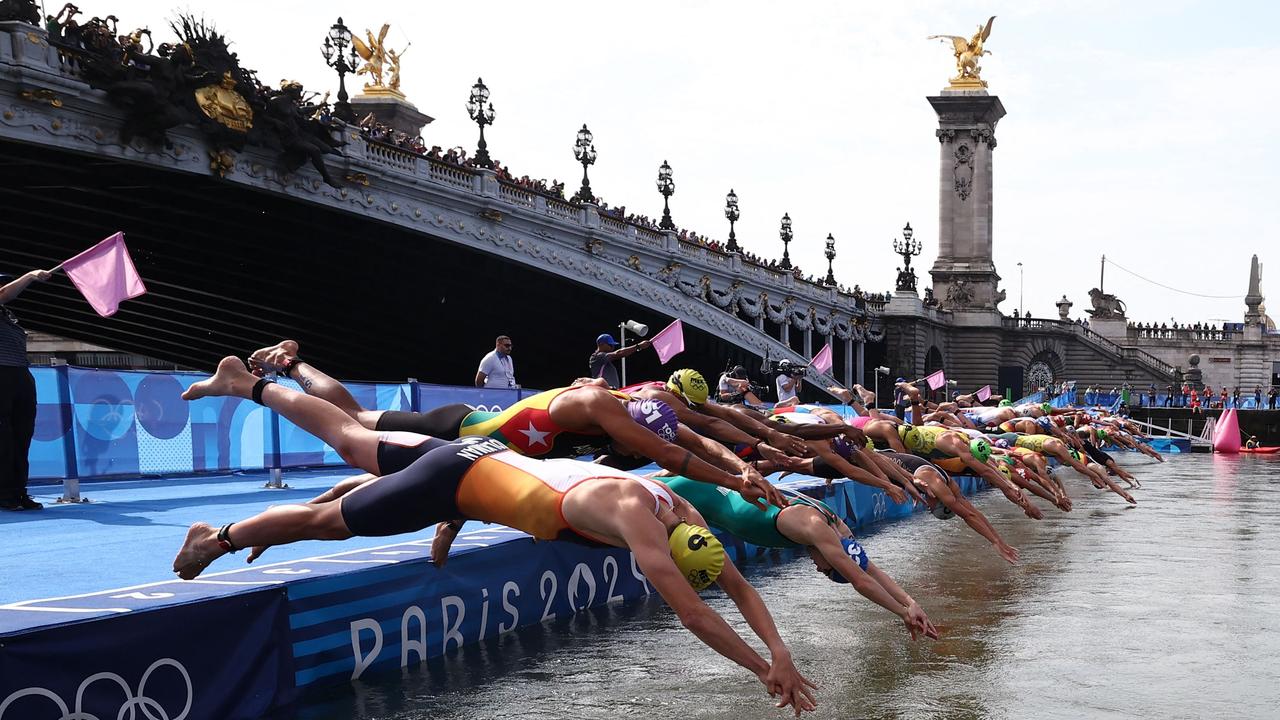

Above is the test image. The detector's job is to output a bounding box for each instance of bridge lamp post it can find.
[466,78,497,169]
[824,233,837,286]
[893,222,921,292]
[1017,261,1024,316]
[779,213,794,269]
[656,160,675,230]
[724,189,741,253]
[572,124,597,203]
[321,17,358,123]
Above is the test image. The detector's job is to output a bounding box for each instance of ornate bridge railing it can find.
[1000,317,1175,379]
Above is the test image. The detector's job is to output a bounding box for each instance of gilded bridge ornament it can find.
[353,23,411,95]
[194,72,253,131]
[929,16,996,89]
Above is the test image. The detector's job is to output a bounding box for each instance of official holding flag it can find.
[0,268,54,511]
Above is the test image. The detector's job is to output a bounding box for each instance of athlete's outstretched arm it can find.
[922,471,1019,564]
[680,503,818,716]
[619,510,815,715]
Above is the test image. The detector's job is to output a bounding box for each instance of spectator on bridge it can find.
[1255,386,1263,409]
[588,333,651,389]
[1164,384,1174,407]
[1233,386,1242,409]
[1180,383,1190,408]
[0,268,54,511]
[1203,384,1213,409]
[1269,386,1278,409]
[475,335,516,389]
[1190,386,1202,415]
[1220,387,1228,409]
[1147,383,1156,407]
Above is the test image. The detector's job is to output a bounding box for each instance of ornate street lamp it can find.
[572,124,597,203]
[466,77,497,169]
[656,160,675,230]
[320,17,358,123]
[824,233,837,285]
[724,189,741,253]
[893,221,922,292]
[779,213,793,269]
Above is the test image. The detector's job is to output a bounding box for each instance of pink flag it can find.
[976,385,992,402]
[810,343,832,375]
[60,232,147,317]
[924,369,946,391]
[651,319,685,364]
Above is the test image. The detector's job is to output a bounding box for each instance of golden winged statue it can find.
[928,16,996,88]
[352,23,394,92]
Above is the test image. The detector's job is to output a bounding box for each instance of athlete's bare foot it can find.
[182,356,257,401]
[430,521,461,568]
[174,522,224,580]
[248,339,300,376]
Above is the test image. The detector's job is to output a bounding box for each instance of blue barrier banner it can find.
[0,589,294,720]
[287,536,650,688]
[29,368,68,479]
[416,383,525,413]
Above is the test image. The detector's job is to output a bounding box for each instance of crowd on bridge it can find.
[1127,321,1233,342]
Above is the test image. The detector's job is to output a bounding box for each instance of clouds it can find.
[97,0,1276,322]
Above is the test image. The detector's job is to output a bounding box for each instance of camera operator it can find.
[717,365,763,407]
[775,359,803,408]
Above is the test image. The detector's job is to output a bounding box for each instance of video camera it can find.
[765,358,807,379]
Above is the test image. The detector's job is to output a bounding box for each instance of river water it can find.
[297,454,1280,719]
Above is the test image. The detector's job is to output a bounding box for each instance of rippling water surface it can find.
[298,454,1280,719]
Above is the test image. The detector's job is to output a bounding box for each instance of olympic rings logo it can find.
[872,492,887,521]
[0,658,192,720]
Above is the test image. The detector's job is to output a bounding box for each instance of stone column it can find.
[928,92,1006,312]
[856,339,864,388]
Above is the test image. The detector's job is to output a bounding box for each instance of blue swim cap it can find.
[824,537,869,583]
[627,398,679,442]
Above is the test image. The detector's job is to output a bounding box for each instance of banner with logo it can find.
[0,590,293,720]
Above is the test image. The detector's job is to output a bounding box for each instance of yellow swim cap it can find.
[668,523,725,590]
[667,369,709,406]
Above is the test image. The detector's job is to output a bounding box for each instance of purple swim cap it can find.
[830,435,855,460]
[627,398,679,442]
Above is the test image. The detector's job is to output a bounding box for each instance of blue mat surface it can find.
[0,468,495,610]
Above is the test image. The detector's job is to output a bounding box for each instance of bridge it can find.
[0,18,876,392]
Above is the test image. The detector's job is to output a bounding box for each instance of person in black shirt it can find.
[0,268,54,511]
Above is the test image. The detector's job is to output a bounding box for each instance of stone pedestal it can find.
[927,90,1006,312]
[350,91,433,137]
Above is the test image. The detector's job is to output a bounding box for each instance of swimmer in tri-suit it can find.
[876,451,1021,564]
[197,352,786,509]
[660,476,939,640]
[172,437,819,716]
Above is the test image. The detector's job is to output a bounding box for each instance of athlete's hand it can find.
[767,431,809,457]
[1021,501,1044,520]
[739,466,786,509]
[996,542,1020,565]
[756,442,805,470]
[761,654,818,716]
[904,603,939,640]
[885,484,907,506]
[246,544,272,563]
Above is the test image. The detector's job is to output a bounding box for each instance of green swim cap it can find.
[1070,449,1082,462]
[1097,428,1109,441]
[1000,455,1016,467]
[969,438,992,463]
[668,523,725,591]
[1041,403,1053,414]
[999,400,1013,407]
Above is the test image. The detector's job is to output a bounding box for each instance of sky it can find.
[83,1,1280,324]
